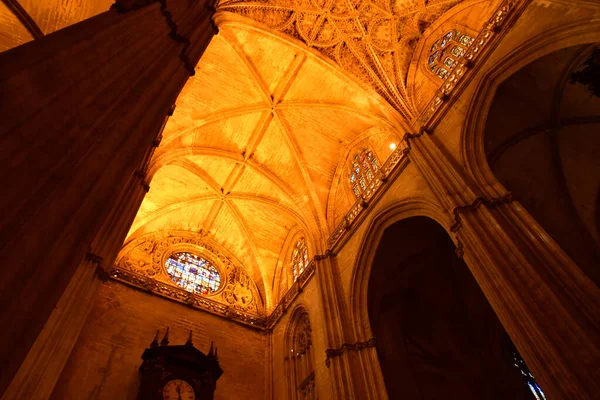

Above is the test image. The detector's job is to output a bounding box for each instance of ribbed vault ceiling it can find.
[126,19,404,306]
[0,0,491,307]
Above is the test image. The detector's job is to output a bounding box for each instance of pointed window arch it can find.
[349,148,379,199]
[291,237,309,282]
[285,309,316,399]
[428,30,475,79]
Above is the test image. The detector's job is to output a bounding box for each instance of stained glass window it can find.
[427,30,474,79]
[512,350,547,400]
[291,237,309,281]
[165,252,221,295]
[451,45,465,58]
[349,148,379,199]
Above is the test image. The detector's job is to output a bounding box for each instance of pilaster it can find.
[313,254,357,399]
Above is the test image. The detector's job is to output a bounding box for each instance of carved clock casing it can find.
[137,337,223,400]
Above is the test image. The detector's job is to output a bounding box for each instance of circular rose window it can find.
[165,252,221,295]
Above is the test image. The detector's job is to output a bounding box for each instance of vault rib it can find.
[151,146,298,201]
[223,199,264,290]
[219,29,273,104]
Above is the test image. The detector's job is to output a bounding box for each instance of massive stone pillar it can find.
[0,1,216,395]
[2,156,156,399]
[407,132,600,399]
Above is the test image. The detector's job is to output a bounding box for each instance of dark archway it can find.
[368,216,534,399]
[484,44,600,287]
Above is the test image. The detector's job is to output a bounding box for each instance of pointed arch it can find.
[348,198,452,398]
[273,227,313,304]
[284,305,316,400]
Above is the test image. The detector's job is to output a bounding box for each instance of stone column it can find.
[2,116,165,399]
[0,0,217,395]
[407,132,600,399]
[314,254,360,399]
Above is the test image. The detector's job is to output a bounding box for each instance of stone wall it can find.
[270,275,333,400]
[50,280,266,400]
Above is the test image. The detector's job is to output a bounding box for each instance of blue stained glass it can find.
[428,50,440,65]
[441,31,453,47]
[165,252,221,295]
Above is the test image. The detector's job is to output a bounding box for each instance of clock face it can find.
[162,379,195,400]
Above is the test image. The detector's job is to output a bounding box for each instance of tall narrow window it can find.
[291,237,309,281]
[512,350,547,400]
[286,310,316,400]
[349,148,379,199]
[504,335,547,400]
[428,30,475,79]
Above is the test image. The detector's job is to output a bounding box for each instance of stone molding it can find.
[325,338,377,368]
[450,192,514,233]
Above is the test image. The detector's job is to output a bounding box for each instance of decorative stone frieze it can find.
[114,233,263,315]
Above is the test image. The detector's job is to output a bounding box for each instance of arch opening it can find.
[483,43,600,286]
[367,216,539,399]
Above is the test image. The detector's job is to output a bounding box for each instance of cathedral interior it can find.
[0,0,599,399]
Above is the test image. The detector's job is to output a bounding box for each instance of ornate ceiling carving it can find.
[218,0,466,120]
[115,232,263,315]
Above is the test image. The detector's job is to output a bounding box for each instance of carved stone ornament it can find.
[295,313,312,356]
[114,233,262,314]
[219,0,466,120]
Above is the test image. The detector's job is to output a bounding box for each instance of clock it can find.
[163,379,195,400]
[137,329,223,400]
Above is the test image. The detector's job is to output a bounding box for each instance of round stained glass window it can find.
[165,252,221,295]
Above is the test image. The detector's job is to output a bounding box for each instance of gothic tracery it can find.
[291,237,310,281]
[219,0,467,119]
[349,148,380,198]
[427,29,474,79]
